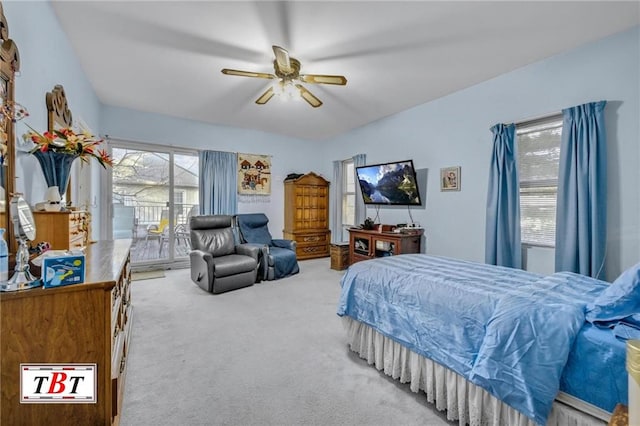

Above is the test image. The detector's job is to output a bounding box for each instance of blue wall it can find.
[5,2,638,279]
[5,1,104,235]
[100,105,324,239]
[322,26,640,280]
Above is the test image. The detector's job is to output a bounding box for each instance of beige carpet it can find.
[121,259,454,426]
[131,270,166,281]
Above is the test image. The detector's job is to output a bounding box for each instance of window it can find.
[517,116,562,247]
[342,159,356,230]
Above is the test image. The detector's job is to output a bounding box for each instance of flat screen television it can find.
[356,160,422,206]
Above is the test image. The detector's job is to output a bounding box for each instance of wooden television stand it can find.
[347,226,423,266]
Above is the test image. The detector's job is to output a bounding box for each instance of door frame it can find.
[103,137,198,270]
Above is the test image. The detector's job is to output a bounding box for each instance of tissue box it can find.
[42,255,86,288]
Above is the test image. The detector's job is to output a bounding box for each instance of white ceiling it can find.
[51,1,639,141]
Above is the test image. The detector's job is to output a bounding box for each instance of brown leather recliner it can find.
[189,215,260,294]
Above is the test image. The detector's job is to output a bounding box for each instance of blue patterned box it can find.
[42,255,86,288]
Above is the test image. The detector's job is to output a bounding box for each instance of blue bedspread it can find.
[560,323,627,411]
[337,254,609,425]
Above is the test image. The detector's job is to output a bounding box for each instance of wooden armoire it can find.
[283,172,330,260]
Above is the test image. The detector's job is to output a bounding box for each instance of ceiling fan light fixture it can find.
[282,81,298,99]
[271,78,299,100]
[222,45,345,108]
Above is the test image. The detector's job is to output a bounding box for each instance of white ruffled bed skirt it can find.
[342,317,609,426]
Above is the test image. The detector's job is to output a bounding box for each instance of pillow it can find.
[585,262,640,323]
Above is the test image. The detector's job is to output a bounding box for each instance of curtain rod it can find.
[105,134,200,154]
[516,111,563,128]
[490,110,562,131]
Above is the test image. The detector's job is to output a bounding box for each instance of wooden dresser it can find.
[0,240,133,426]
[32,210,91,250]
[283,172,331,260]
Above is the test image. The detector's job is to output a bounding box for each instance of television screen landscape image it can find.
[356,160,422,206]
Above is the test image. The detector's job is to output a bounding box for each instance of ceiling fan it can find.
[221,45,347,108]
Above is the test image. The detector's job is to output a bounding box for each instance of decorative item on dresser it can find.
[3,195,39,291]
[22,84,113,209]
[283,172,330,260]
[0,239,133,425]
[32,210,90,250]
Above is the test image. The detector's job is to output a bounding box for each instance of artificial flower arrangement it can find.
[23,124,113,168]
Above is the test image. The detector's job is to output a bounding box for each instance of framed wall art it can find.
[237,153,272,195]
[440,166,461,191]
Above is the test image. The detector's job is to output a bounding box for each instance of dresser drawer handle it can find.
[303,236,320,242]
[303,246,323,253]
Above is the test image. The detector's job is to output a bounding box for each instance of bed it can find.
[337,254,637,426]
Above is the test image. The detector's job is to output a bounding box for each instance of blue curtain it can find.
[330,160,344,243]
[485,123,521,268]
[199,151,238,215]
[352,154,366,226]
[555,101,607,279]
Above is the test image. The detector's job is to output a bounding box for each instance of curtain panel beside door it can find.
[199,151,238,215]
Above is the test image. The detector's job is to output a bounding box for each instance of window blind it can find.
[517,117,562,247]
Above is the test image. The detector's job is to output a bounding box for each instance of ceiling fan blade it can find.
[295,84,322,108]
[299,74,347,86]
[255,87,275,105]
[221,69,276,79]
[272,45,293,75]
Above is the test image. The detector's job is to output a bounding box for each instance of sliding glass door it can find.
[110,144,198,267]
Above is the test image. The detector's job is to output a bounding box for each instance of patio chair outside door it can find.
[110,146,199,267]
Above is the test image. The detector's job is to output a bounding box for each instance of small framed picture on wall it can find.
[440,166,461,191]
